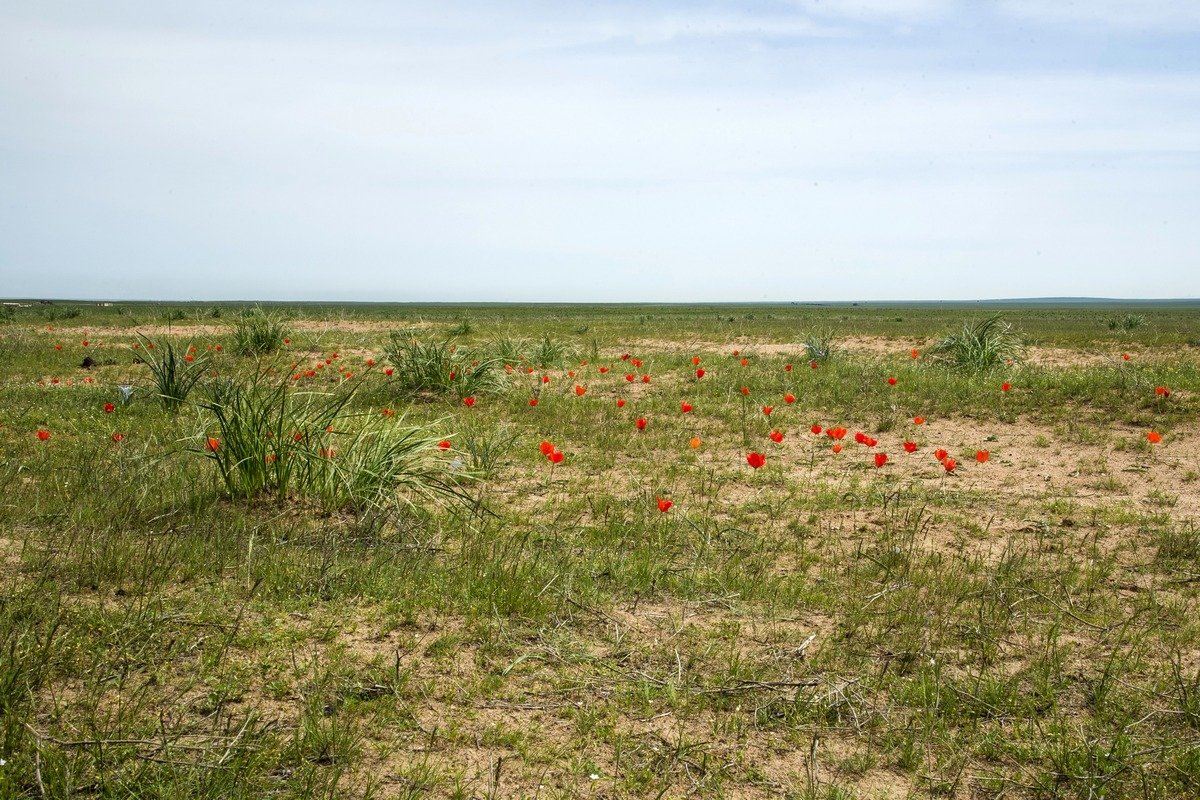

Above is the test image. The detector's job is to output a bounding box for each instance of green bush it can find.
[231,306,290,356]
[136,335,210,412]
[382,335,505,399]
[928,314,1023,370]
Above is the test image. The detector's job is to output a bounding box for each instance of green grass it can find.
[1,301,1199,798]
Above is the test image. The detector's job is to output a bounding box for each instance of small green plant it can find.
[231,306,290,356]
[928,314,1023,370]
[1107,313,1147,331]
[530,335,572,369]
[803,329,836,363]
[383,335,504,399]
[447,318,473,336]
[135,335,210,411]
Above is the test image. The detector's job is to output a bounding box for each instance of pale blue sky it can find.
[1,1,1197,301]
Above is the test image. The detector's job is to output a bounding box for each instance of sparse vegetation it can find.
[928,313,1024,369]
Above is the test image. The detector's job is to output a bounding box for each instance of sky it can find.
[1,1,1198,302]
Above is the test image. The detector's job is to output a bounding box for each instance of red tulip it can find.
[784,393,796,404]
[784,363,793,372]
[529,398,539,406]
[975,450,989,463]
[283,338,291,345]
[549,450,564,464]
[462,396,476,407]
[887,376,897,386]
[542,375,551,384]
[831,443,843,453]
[293,432,304,442]
[903,441,918,453]
[635,417,647,430]
[769,430,784,443]
[657,497,673,513]
[746,451,765,469]
[599,366,609,374]
[366,358,375,367]
[1001,382,1011,392]
[381,408,395,417]
[934,448,948,461]
[1155,385,1171,397]
[810,360,818,369]
[631,359,642,368]
[740,358,749,367]
[874,453,888,468]
[1122,353,1130,361]
[732,349,740,357]
[913,416,925,425]
[184,355,194,363]
[695,368,705,379]
[863,436,877,448]
[911,348,919,359]
[568,370,576,378]
[680,402,693,413]
[110,432,124,443]
[81,340,89,347]
[438,440,452,450]
[740,386,750,396]
[540,440,555,455]
[36,429,51,441]
[762,406,773,416]
[575,385,586,396]
[692,356,701,365]
[621,353,631,361]
[526,367,535,374]
[854,431,866,444]
[641,374,651,383]
[616,398,626,408]
[1147,431,1162,444]
[103,403,115,413]
[943,458,957,473]
[206,437,220,452]
[54,343,62,351]
[625,374,636,382]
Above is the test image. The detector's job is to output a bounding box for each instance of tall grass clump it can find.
[804,329,837,363]
[928,314,1023,370]
[231,306,290,356]
[529,334,572,368]
[1107,313,1148,332]
[383,334,505,399]
[199,371,468,512]
[136,335,210,411]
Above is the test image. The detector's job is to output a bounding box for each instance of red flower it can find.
[1147,431,1162,444]
[625,373,636,382]
[1001,382,1011,392]
[943,458,957,473]
[635,417,648,430]
[854,431,866,444]
[831,443,843,453]
[529,397,539,406]
[680,402,693,413]
[887,376,897,386]
[548,450,564,464]
[903,441,918,453]
[36,429,51,441]
[111,432,125,443]
[283,338,291,345]
[874,453,888,468]
[1122,353,1130,361]
[206,437,220,452]
[462,396,476,407]
[810,424,822,435]
[827,426,847,440]
[784,393,796,404]
[366,358,375,367]
[568,370,576,378]
[657,497,673,513]
[184,354,194,363]
[762,406,774,416]
[740,358,749,367]
[103,403,115,413]
[911,348,919,359]
[616,398,626,408]
[692,356,701,365]
[526,366,535,374]
[913,416,925,425]
[769,430,784,443]
[641,374,651,384]
[621,353,631,361]
[975,450,989,463]
[574,385,586,396]
[863,436,878,448]
[542,375,551,384]
[740,386,750,396]
[746,451,765,469]
[433,440,450,450]
[695,368,705,379]
[54,344,62,351]
[784,363,793,372]
[631,359,642,368]
[599,366,609,374]
[732,349,741,357]
[81,340,89,347]
[320,447,335,459]
[540,441,556,457]
[810,360,818,369]
[381,408,395,417]
[1155,385,1171,397]
[934,448,948,461]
